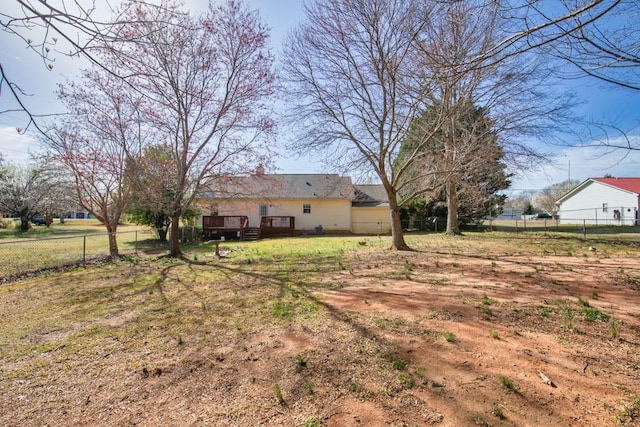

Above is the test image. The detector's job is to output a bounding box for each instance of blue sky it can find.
[1,0,638,193]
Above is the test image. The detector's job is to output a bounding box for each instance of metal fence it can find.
[397,217,639,241]
[486,218,640,239]
[0,227,203,282]
[555,206,638,227]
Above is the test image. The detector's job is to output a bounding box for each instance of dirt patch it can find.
[315,250,640,426]
[0,236,639,426]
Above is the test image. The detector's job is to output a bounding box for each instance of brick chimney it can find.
[255,163,265,175]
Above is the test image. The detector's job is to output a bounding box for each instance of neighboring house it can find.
[497,206,524,220]
[196,169,390,239]
[555,177,640,226]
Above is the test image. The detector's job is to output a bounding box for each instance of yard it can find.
[0,232,639,426]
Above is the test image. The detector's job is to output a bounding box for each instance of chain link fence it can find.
[556,206,639,227]
[398,217,639,242]
[0,227,203,282]
[486,218,639,239]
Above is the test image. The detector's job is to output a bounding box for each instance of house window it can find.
[303,203,311,214]
[602,203,608,213]
[259,204,268,217]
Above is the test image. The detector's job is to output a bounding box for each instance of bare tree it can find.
[401,102,510,235]
[0,159,67,230]
[283,0,574,245]
[47,65,145,255]
[479,1,623,66]
[404,1,574,234]
[499,0,638,91]
[282,0,437,250]
[0,0,166,133]
[104,0,275,257]
[532,180,580,214]
[491,1,640,152]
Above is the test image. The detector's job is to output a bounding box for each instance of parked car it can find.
[30,215,47,226]
[534,212,553,220]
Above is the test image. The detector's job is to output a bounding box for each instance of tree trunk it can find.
[105,222,119,256]
[169,214,181,257]
[387,192,411,251]
[20,215,29,232]
[445,181,462,235]
[157,228,168,242]
[153,216,169,242]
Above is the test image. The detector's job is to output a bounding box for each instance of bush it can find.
[178,226,203,244]
[0,219,15,229]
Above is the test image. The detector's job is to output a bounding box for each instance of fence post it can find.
[135,230,138,255]
[583,219,587,238]
[83,235,87,268]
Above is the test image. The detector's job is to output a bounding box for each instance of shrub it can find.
[0,219,14,229]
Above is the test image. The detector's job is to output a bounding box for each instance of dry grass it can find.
[1,232,639,426]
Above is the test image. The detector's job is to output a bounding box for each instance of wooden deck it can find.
[260,216,295,238]
[202,215,295,240]
[202,215,249,240]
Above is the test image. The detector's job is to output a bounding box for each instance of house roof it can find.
[203,174,354,200]
[556,177,640,204]
[353,184,388,207]
[591,177,640,194]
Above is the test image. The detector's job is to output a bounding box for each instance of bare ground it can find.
[0,234,639,426]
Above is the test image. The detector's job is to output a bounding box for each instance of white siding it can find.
[558,181,639,225]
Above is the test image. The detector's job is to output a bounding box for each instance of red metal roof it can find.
[591,177,640,194]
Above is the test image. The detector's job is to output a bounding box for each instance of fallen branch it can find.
[538,371,557,387]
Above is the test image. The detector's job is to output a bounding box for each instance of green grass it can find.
[581,306,611,322]
[0,220,158,278]
[614,396,640,425]
[443,331,456,342]
[499,375,515,392]
[391,358,407,371]
[273,382,284,404]
[302,415,325,427]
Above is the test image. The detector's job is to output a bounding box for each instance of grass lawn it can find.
[0,232,639,426]
[0,218,114,239]
[0,220,159,279]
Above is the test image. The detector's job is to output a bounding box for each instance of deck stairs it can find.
[243,228,260,241]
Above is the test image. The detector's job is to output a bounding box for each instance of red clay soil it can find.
[316,251,640,426]
[1,245,639,426]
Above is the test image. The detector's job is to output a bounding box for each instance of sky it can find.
[1,0,639,195]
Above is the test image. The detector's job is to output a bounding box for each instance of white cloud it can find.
[511,142,640,192]
[0,127,40,163]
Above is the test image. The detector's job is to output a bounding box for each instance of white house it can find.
[555,177,640,226]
